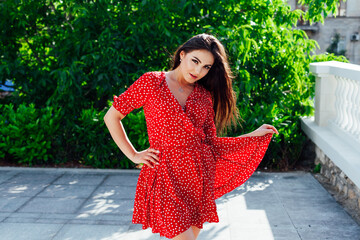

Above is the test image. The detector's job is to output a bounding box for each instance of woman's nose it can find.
[195,66,201,74]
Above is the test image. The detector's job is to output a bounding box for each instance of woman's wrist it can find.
[129,150,138,163]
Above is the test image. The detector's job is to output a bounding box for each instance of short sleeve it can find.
[113,72,155,116]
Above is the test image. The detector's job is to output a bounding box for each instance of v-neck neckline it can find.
[162,72,197,112]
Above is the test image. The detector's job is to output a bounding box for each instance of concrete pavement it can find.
[0,167,359,240]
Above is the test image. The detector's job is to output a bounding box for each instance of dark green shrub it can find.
[59,106,148,169]
[121,109,149,165]
[69,106,126,168]
[0,103,61,166]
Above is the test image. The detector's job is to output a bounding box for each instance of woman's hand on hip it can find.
[131,148,160,168]
[249,124,279,137]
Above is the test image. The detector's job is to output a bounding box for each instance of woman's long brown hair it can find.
[171,33,240,135]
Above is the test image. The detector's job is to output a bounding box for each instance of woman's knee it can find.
[191,226,201,238]
[172,227,196,240]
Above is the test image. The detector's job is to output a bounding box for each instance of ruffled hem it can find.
[213,133,272,199]
[132,211,219,239]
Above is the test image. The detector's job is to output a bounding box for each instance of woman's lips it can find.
[189,73,197,79]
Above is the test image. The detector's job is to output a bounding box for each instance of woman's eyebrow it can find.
[193,56,212,66]
[193,56,202,63]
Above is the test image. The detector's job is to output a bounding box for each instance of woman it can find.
[104,33,278,240]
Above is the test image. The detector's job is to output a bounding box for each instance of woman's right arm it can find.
[103,106,160,168]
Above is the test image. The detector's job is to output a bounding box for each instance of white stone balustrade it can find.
[301,61,360,189]
[311,61,360,147]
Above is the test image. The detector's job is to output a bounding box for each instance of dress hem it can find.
[132,215,220,239]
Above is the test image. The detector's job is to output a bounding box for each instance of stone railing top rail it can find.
[310,61,360,81]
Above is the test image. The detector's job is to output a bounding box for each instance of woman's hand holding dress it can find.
[244,124,279,137]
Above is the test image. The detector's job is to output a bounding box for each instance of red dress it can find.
[113,71,272,239]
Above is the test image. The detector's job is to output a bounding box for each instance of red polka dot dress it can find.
[112,71,272,239]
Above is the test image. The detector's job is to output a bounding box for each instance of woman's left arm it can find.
[239,124,279,137]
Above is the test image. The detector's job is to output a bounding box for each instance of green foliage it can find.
[0,103,61,166]
[0,0,346,169]
[298,0,346,23]
[69,106,127,168]
[121,110,149,167]
[313,163,321,173]
[326,33,347,57]
[122,110,149,151]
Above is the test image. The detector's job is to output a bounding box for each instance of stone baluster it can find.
[334,76,345,129]
[348,79,358,135]
[312,71,337,127]
[344,77,354,132]
[354,80,360,140]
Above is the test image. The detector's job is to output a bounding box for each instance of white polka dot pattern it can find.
[112,71,272,239]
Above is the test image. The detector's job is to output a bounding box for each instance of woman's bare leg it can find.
[172,227,195,240]
[191,226,201,239]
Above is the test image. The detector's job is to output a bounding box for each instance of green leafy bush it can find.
[65,108,148,169]
[68,106,127,168]
[0,103,61,165]
[121,109,149,160]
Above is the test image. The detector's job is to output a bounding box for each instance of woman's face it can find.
[179,49,214,84]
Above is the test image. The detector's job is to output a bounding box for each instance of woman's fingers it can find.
[147,148,160,154]
[132,148,161,168]
[143,148,161,168]
[266,129,275,134]
[140,158,156,168]
[271,126,279,134]
[248,124,278,137]
[262,124,279,134]
[144,155,159,165]
[258,129,274,136]
[147,149,160,159]
[146,149,160,162]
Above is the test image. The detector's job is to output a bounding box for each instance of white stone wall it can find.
[286,0,297,11]
[347,0,360,17]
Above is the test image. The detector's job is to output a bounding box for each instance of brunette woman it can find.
[104,33,278,240]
